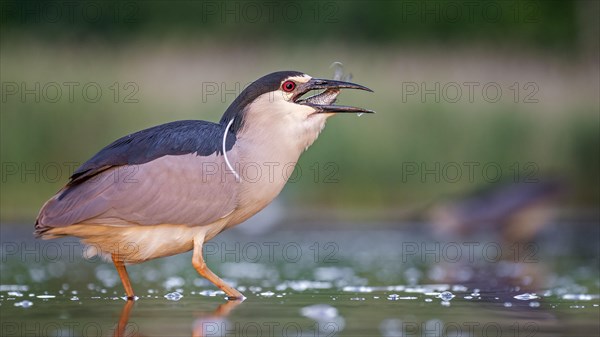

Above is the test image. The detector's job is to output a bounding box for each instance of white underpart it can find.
[223,118,241,181]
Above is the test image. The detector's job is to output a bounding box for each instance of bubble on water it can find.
[7,291,23,297]
[387,294,400,300]
[562,294,597,301]
[350,297,366,301]
[388,294,418,300]
[438,291,455,301]
[70,296,79,301]
[514,293,539,300]
[259,291,275,297]
[164,292,183,301]
[464,296,473,300]
[14,300,33,308]
[529,301,540,308]
[281,280,332,292]
[36,294,56,299]
[198,290,223,297]
[425,298,433,302]
[504,302,513,307]
[163,276,185,290]
[342,286,373,293]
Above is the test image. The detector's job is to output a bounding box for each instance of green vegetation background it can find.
[1,0,598,220]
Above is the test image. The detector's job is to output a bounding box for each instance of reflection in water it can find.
[426,181,566,336]
[428,180,563,289]
[114,300,135,337]
[113,299,244,337]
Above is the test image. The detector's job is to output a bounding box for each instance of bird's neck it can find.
[227,111,329,222]
[236,112,329,164]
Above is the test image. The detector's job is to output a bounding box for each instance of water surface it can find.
[1,222,598,336]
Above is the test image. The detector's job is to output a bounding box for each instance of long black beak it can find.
[296,78,375,114]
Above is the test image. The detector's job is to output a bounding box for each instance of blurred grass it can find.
[1,36,598,221]
[0,1,585,50]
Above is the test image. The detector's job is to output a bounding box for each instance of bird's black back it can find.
[64,120,235,194]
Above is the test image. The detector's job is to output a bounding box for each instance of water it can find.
[1,222,598,336]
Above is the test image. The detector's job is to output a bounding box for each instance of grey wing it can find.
[36,152,240,229]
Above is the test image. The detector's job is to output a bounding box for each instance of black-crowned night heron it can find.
[35,71,373,300]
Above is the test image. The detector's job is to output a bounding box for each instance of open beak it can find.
[295,78,375,114]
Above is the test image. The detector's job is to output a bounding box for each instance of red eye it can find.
[282,80,296,92]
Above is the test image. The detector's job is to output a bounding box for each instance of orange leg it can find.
[112,254,135,300]
[113,299,134,337]
[192,235,245,300]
